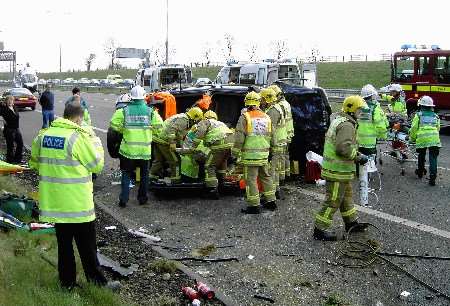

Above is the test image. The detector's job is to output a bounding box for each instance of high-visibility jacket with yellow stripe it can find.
[30,117,104,223]
[153,113,190,145]
[265,103,287,153]
[322,114,357,182]
[409,110,441,149]
[187,118,234,151]
[278,98,294,141]
[381,94,407,116]
[233,109,273,165]
[357,102,388,149]
[110,100,154,160]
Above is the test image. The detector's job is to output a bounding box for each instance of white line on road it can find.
[297,187,450,240]
[33,110,107,134]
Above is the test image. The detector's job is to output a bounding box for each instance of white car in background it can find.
[90,79,100,85]
[62,78,75,85]
[78,78,91,85]
[38,79,47,85]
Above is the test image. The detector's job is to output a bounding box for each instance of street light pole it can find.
[59,44,62,72]
[165,0,169,65]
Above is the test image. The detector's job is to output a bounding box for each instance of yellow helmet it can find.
[260,88,277,104]
[204,110,218,120]
[244,91,261,107]
[186,106,204,121]
[342,95,367,114]
[268,85,282,97]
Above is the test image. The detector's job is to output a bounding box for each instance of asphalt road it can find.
[9,88,450,305]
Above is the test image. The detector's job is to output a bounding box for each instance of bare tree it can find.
[103,37,120,69]
[85,53,96,71]
[202,43,212,66]
[271,40,289,60]
[223,33,235,61]
[246,43,258,62]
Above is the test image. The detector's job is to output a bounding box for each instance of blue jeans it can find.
[42,110,55,128]
[119,160,149,204]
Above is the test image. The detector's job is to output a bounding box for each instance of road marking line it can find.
[33,110,107,134]
[297,187,450,240]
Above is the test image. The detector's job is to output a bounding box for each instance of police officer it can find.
[313,96,369,241]
[110,86,159,207]
[150,107,204,182]
[30,102,118,290]
[260,87,287,199]
[178,110,234,197]
[269,84,294,182]
[381,84,407,117]
[409,96,441,186]
[233,91,276,214]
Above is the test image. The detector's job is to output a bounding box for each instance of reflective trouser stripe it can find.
[204,153,218,188]
[315,213,332,225]
[331,182,339,201]
[39,208,95,218]
[40,175,92,184]
[124,141,152,146]
[341,207,357,217]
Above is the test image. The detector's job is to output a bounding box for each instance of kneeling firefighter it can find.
[150,107,204,182]
[233,91,276,214]
[178,110,234,197]
[313,96,370,241]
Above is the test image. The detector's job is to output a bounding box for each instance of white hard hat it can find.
[118,93,131,102]
[361,84,378,99]
[130,85,146,100]
[418,95,435,107]
[389,83,403,92]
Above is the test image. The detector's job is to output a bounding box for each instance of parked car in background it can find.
[194,77,212,87]
[122,79,134,88]
[90,79,100,85]
[38,79,47,85]
[106,74,123,85]
[78,78,90,85]
[99,79,110,87]
[1,88,37,110]
[62,78,75,85]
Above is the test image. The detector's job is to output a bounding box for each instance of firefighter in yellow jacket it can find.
[313,96,369,241]
[233,91,276,214]
[150,107,204,182]
[260,87,287,199]
[30,102,118,290]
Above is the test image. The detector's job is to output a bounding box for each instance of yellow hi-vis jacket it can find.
[30,117,104,223]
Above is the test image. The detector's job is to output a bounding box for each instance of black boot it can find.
[275,188,285,200]
[415,168,426,179]
[345,221,369,233]
[207,187,220,200]
[241,206,261,214]
[138,197,148,205]
[262,200,277,211]
[429,175,436,186]
[313,227,337,241]
[118,200,126,208]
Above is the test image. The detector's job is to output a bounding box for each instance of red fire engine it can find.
[391,48,450,124]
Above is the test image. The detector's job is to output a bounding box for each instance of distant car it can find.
[194,77,212,87]
[62,78,74,85]
[99,79,110,87]
[122,79,134,88]
[78,78,90,85]
[90,79,100,85]
[48,79,60,85]
[1,88,37,110]
[38,79,47,85]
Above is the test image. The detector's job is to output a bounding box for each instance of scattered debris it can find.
[253,294,275,303]
[248,255,255,260]
[162,273,171,280]
[182,286,200,300]
[97,252,138,277]
[192,299,201,306]
[105,225,117,230]
[196,281,215,299]
[150,259,178,274]
[192,244,216,257]
[400,291,411,298]
[173,257,239,263]
[128,228,161,242]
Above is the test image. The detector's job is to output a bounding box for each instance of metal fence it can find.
[300,53,392,63]
[324,88,360,99]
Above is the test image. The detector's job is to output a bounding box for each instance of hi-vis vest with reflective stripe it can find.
[411,111,441,149]
[32,118,103,223]
[266,103,287,149]
[322,115,357,181]
[279,98,294,140]
[155,113,189,144]
[203,119,233,150]
[357,105,376,149]
[242,110,272,162]
[120,101,153,160]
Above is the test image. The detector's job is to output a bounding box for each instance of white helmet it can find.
[418,95,435,107]
[389,83,403,93]
[361,84,378,100]
[118,93,131,102]
[130,85,146,100]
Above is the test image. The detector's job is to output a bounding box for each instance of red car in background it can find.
[1,88,37,110]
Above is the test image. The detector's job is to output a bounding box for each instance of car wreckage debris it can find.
[97,252,139,277]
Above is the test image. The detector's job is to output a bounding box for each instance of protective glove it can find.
[356,153,369,165]
[169,143,177,151]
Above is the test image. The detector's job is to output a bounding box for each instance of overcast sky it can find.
[0,0,448,73]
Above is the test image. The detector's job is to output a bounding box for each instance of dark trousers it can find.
[55,221,106,288]
[417,146,439,177]
[4,128,23,164]
[119,158,149,204]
